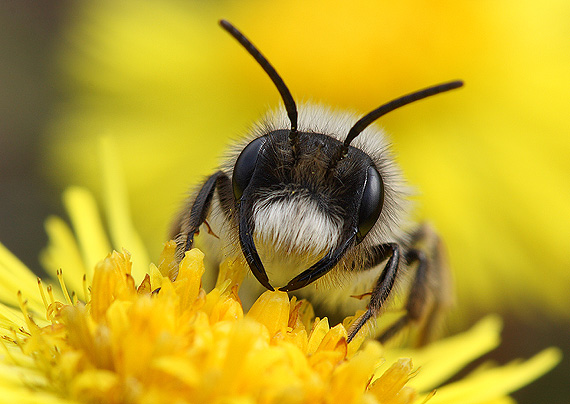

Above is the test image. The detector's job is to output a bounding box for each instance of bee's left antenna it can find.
[330,80,464,166]
[219,20,298,137]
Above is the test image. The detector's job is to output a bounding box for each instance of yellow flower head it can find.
[4,241,411,403]
[0,222,561,403]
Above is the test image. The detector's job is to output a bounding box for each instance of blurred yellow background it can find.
[0,1,568,403]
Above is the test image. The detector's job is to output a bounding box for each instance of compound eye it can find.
[232,136,267,200]
[357,166,384,241]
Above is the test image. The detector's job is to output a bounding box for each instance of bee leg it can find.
[379,224,452,346]
[377,249,429,344]
[347,242,401,342]
[173,170,233,253]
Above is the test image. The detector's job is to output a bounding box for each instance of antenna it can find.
[219,20,299,135]
[332,80,464,162]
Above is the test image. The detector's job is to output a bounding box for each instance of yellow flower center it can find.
[13,242,416,404]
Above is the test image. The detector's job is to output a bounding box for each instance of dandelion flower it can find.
[0,174,561,403]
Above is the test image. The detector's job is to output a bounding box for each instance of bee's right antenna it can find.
[219,20,299,144]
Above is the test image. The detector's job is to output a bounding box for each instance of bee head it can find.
[219,19,462,292]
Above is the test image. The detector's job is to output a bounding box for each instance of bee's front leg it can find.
[376,224,452,346]
[376,248,431,344]
[378,224,453,346]
[171,170,233,254]
[347,242,401,342]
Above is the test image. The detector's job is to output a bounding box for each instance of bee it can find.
[171,20,461,344]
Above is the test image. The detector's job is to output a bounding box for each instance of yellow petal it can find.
[216,257,248,290]
[40,216,86,298]
[246,290,290,338]
[90,250,137,322]
[329,340,384,404]
[425,348,562,404]
[63,187,112,279]
[151,355,200,387]
[369,358,416,404]
[307,317,330,355]
[156,240,178,281]
[383,315,502,392]
[0,243,45,314]
[316,323,348,355]
[99,137,150,283]
[69,369,119,402]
